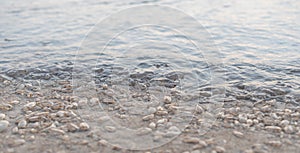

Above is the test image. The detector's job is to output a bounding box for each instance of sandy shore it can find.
[0,73,299,153]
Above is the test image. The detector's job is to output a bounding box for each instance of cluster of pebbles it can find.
[0,65,300,153]
[217,100,300,136]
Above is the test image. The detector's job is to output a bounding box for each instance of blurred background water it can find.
[0,0,299,104]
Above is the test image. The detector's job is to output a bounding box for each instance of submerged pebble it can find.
[0,120,9,132]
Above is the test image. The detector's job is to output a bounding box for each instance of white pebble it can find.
[279,120,289,127]
[284,125,294,134]
[0,114,5,120]
[79,122,90,131]
[233,130,244,138]
[23,102,36,111]
[142,114,154,121]
[18,119,27,129]
[163,96,172,104]
[149,122,156,129]
[0,120,9,132]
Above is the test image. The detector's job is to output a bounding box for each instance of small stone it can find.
[238,114,247,123]
[193,140,207,149]
[279,120,289,127]
[90,98,99,105]
[27,116,40,122]
[98,139,108,146]
[265,126,282,133]
[137,127,152,136]
[164,126,181,137]
[78,98,88,108]
[67,123,79,132]
[23,102,36,111]
[148,107,157,114]
[157,118,167,124]
[156,110,168,116]
[164,96,172,104]
[18,119,27,129]
[283,125,294,134]
[247,119,253,126]
[149,122,156,129]
[105,126,116,132]
[0,120,9,132]
[195,105,204,114]
[10,139,26,147]
[12,127,19,134]
[214,146,226,153]
[102,98,115,104]
[261,105,271,113]
[102,84,108,90]
[233,130,244,138]
[28,135,35,141]
[0,113,5,120]
[10,100,20,105]
[182,137,199,144]
[263,117,273,126]
[49,128,65,135]
[253,119,259,125]
[79,122,90,131]
[142,114,154,121]
[27,122,40,128]
[265,140,282,147]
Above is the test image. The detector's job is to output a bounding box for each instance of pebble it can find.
[49,128,65,135]
[105,126,116,132]
[148,107,157,114]
[164,126,181,137]
[23,102,36,111]
[214,146,226,153]
[10,100,20,105]
[238,114,247,123]
[279,120,290,127]
[246,119,253,126]
[27,122,40,128]
[233,130,244,138]
[28,135,35,141]
[156,110,168,116]
[163,96,172,104]
[265,126,282,133]
[157,118,167,124]
[98,139,108,146]
[18,119,27,129]
[195,105,204,114]
[10,139,26,147]
[283,125,294,134]
[102,84,108,90]
[149,122,156,129]
[67,123,79,132]
[12,127,19,134]
[142,114,154,121]
[79,122,90,131]
[0,120,9,132]
[137,127,152,135]
[261,105,271,113]
[182,137,199,144]
[193,140,208,149]
[102,98,115,104]
[265,140,282,147]
[0,113,5,120]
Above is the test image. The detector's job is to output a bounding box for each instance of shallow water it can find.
[1,0,300,103]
